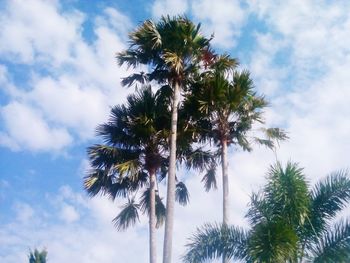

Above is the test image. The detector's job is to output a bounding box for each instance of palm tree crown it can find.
[29,249,47,263]
[184,162,350,263]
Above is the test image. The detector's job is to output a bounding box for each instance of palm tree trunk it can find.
[163,82,180,263]
[221,139,229,263]
[149,170,157,263]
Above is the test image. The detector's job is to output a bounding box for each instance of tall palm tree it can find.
[28,249,47,263]
[183,162,350,263]
[116,15,212,263]
[184,54,286,263]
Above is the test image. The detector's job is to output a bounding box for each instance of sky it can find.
[1,0,350,262]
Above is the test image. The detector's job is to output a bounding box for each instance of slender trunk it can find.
[221,139,229,263]
[163,82,180,263]
[149,171,157,263]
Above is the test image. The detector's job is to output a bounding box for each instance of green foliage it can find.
[201,165,217,192]
[84,87,170,232]
[117,15,211,86]
[184,163,350,263]
[183,223,248,263]
[113,199,140,231]
[139,188,166,228]
[176,182,190,206]
[28,249,47,263]
[311,220,350,263]
[183,53,287,194]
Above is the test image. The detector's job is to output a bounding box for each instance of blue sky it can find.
[1,0,350,262]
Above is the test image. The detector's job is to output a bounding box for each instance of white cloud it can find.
[28,77,109,139]
[0,186,151,263]
[60,204,80,223]
[0,0,83,65]
[249,0,350,73]
[152,0,189,18]
[191,0,247,48]
[0,65,8,84]
[0,102,72,152]
[2,1,350,262]
[0,0,133,152]
[12,202,34,222]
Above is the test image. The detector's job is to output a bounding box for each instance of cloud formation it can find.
[0,0,132,152]
[1,0,350,262]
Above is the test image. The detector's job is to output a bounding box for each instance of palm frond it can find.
[29,249,47,263]
[307,171,350,236]
[115,159,142,178]
[83,169,117,198]
[264,127,289,142]
[201,166,217,192]
[183,223,248,263]
[155,193,166,228]
[176,181,190,206]
[121,72,149,88]
[212,53,239,73]
[248,220,298,262]
[311,220,350,263]
[265,162,310,227]
[113,199,140,231]
[182,148,214,172]
[139,188,166,228]
[246,192,271,225]
[254,137,274,149]
[87,144,137,169]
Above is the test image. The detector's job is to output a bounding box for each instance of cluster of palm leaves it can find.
[28,249,47,263]
[184,163,350,262]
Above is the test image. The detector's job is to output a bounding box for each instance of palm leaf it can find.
[183,223,248,263]
[29,249,47,263]
[121,72,149,88]
[155,193,166,228]
[201,166,217,192]
[306,171,350,238]
[139,188,166,228]
[265,162,310,227]
[248,220,298,263]
[311,220,350,263]
[87,144,138,169]
[113,199,140,231]
[175,181,190,206]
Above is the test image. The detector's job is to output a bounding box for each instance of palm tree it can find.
[184,54,286,263]
[84,86,171,263]
[84,86,208,263]
[183,162,350,263]
[116,15,212,263]
[28,249,47,263]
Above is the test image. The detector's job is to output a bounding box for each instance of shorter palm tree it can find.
[84,86,172,263]
[28,249,47,263]
[184,162,350,263]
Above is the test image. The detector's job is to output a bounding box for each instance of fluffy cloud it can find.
[0,186,151,263]
[151,0,248,48]
[0,102,72,152]
[60,203,80,223]
[0,0,133,152]
[0,0,83,65]
[152,0,189,18]
[1,0,350,262]
[191,0,248,48]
